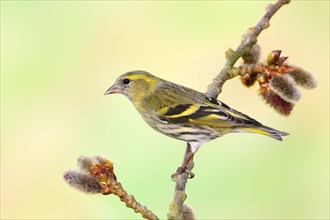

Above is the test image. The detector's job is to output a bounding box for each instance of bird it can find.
[104,70,288,178]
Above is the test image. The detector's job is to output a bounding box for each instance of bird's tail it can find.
[241,125,289,141]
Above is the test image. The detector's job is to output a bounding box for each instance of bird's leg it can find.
[171,143,195,180]
[176,152,195,178]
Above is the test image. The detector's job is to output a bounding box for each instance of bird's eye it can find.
[123,78,130,85]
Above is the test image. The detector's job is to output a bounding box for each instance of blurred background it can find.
[1,1,329,219]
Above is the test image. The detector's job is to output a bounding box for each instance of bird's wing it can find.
[151,85,262,128]
[159,101,262,127]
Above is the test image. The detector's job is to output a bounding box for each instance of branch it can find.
[63,1,319,219]
[167,145,195,220]
[63,156,159,220]
[206,0,291,99]
[168,1,291,219]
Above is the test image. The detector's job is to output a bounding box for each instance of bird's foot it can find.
[171,166,195,181]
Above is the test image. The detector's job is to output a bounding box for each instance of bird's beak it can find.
[104,84,122,95]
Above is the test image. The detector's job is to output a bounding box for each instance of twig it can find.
[107,181,158,220]
[168,1,291,219]
[167,145,194,220]
[206,0,291,99]
[64,156,159,220]
[64,1,295,219]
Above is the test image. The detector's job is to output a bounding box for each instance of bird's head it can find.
[104,70,159,103]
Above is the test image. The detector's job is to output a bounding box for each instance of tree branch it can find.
[63,156,159,220]
[206,0,291,98]
[167,144,194,220]
[63,1,309,219]
[168,1,291,219]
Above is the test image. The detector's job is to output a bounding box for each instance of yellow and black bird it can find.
[105,70,288,177]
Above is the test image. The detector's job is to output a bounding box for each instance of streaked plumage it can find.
[105,70,288,176]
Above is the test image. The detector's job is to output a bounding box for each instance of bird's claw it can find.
[185,169,195,178]
[171,166,195,181]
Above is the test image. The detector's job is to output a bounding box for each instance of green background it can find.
[1,1,329,219]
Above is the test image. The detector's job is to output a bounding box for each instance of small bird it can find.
[105,70,288,178]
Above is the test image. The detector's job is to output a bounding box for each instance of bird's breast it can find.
[138,110,220,144]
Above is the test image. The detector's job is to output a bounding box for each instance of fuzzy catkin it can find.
[287,66,317,89]
[269,74,301,103]
[63,170,101,194]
